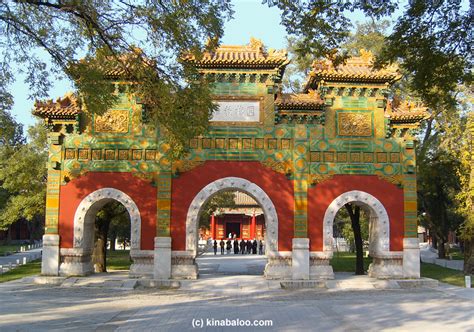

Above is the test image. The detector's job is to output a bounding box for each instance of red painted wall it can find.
[171,161,294,251]
[58,172,157,250]
[307,175,404,251]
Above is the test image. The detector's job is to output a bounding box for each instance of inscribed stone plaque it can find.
[211,101,260,122]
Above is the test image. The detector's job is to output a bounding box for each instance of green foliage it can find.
[268,0,471,109]
[282,36,314,92]
[377,1,472,109]
[105,202,131,246]
[342,20,389,57]
[334,206,369,251]
[266,0,396,65]
[330,252,372,273]
[199,191,236,228]
[0,110,24,146]
[420,262,466,287]
[0,122,47,229]
[283,19,389,93]
[1,1,233,156]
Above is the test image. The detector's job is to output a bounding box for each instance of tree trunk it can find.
[27,218,34,244]
[110,235,116,251]
[432,233,438,249]
[345,204,365,275]
[6,226,11,242]
[92,218,110,273]
[464,237,474,275]
[438,236,446,259]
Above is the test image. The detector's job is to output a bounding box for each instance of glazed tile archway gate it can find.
[37,38,426,280]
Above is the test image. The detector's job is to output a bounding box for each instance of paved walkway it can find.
[0,248,42,273]
[420,243,464,271]
[0,252,472,331]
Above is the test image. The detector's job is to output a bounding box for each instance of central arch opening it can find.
[182,177,279,279]
[197,190,267,277]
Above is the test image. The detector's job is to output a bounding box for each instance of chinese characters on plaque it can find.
[211,101,260,122]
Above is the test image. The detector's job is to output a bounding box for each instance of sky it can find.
[8,0,369,130]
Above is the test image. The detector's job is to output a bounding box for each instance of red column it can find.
[250,213,256,239]
[211,214,216,239]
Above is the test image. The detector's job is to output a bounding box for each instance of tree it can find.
[342,20,389,57]
[0,121,48,236]
[277,1,472,264]
[455,101,473,273]
[1,1,233,155]
[334,204,369,275]
[283,19,389,93]
[0,110,24,147]
[416,84,471,259]
[92,201,129,272]
[267,0,472,109]
[108,204,131,252]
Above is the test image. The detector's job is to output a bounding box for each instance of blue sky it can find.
[9,0,369,130]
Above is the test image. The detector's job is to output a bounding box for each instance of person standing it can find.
[240,239,245,254]
[258,240,263,255]
[246,240,252,254]
[233,238,239,254]
[219,239,225,255]
[252,239,258,254]
[226,238,232,255]
[213,240,218,255]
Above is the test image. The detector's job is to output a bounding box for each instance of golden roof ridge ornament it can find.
[183,37,289,69]
[305,49,401,88]
[386,99,430,124]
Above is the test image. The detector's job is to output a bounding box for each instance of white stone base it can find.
[171,251,198,279]
[368,252,403,279]
[310,252,334,279]
[41,234,60,276]
[59,248,93,276]
[264,252,292,279]
[403,238,420,278]
[130,250,154,278]
[153,237,172,279]
[292,238,310,280]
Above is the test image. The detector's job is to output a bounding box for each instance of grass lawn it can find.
[420,262,467,287]
[330,252,468,287]
[0,259,41,283]
[447,248,464,260]
[330,251,373,272]
[106,250,131,271]
[0,245,20,256]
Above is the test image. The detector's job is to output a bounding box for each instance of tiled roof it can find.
[184,37,289,69]
[387,100,430,124]
[275,90,325,110]
[72,48,155,79]
[234,191,259,206]
[305,50,401,87]
[33,92,81,119]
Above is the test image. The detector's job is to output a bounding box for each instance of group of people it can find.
[213,238,264,255]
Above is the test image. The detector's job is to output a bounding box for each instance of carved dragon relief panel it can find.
[337,111,373,137]
[94,109,129,133]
